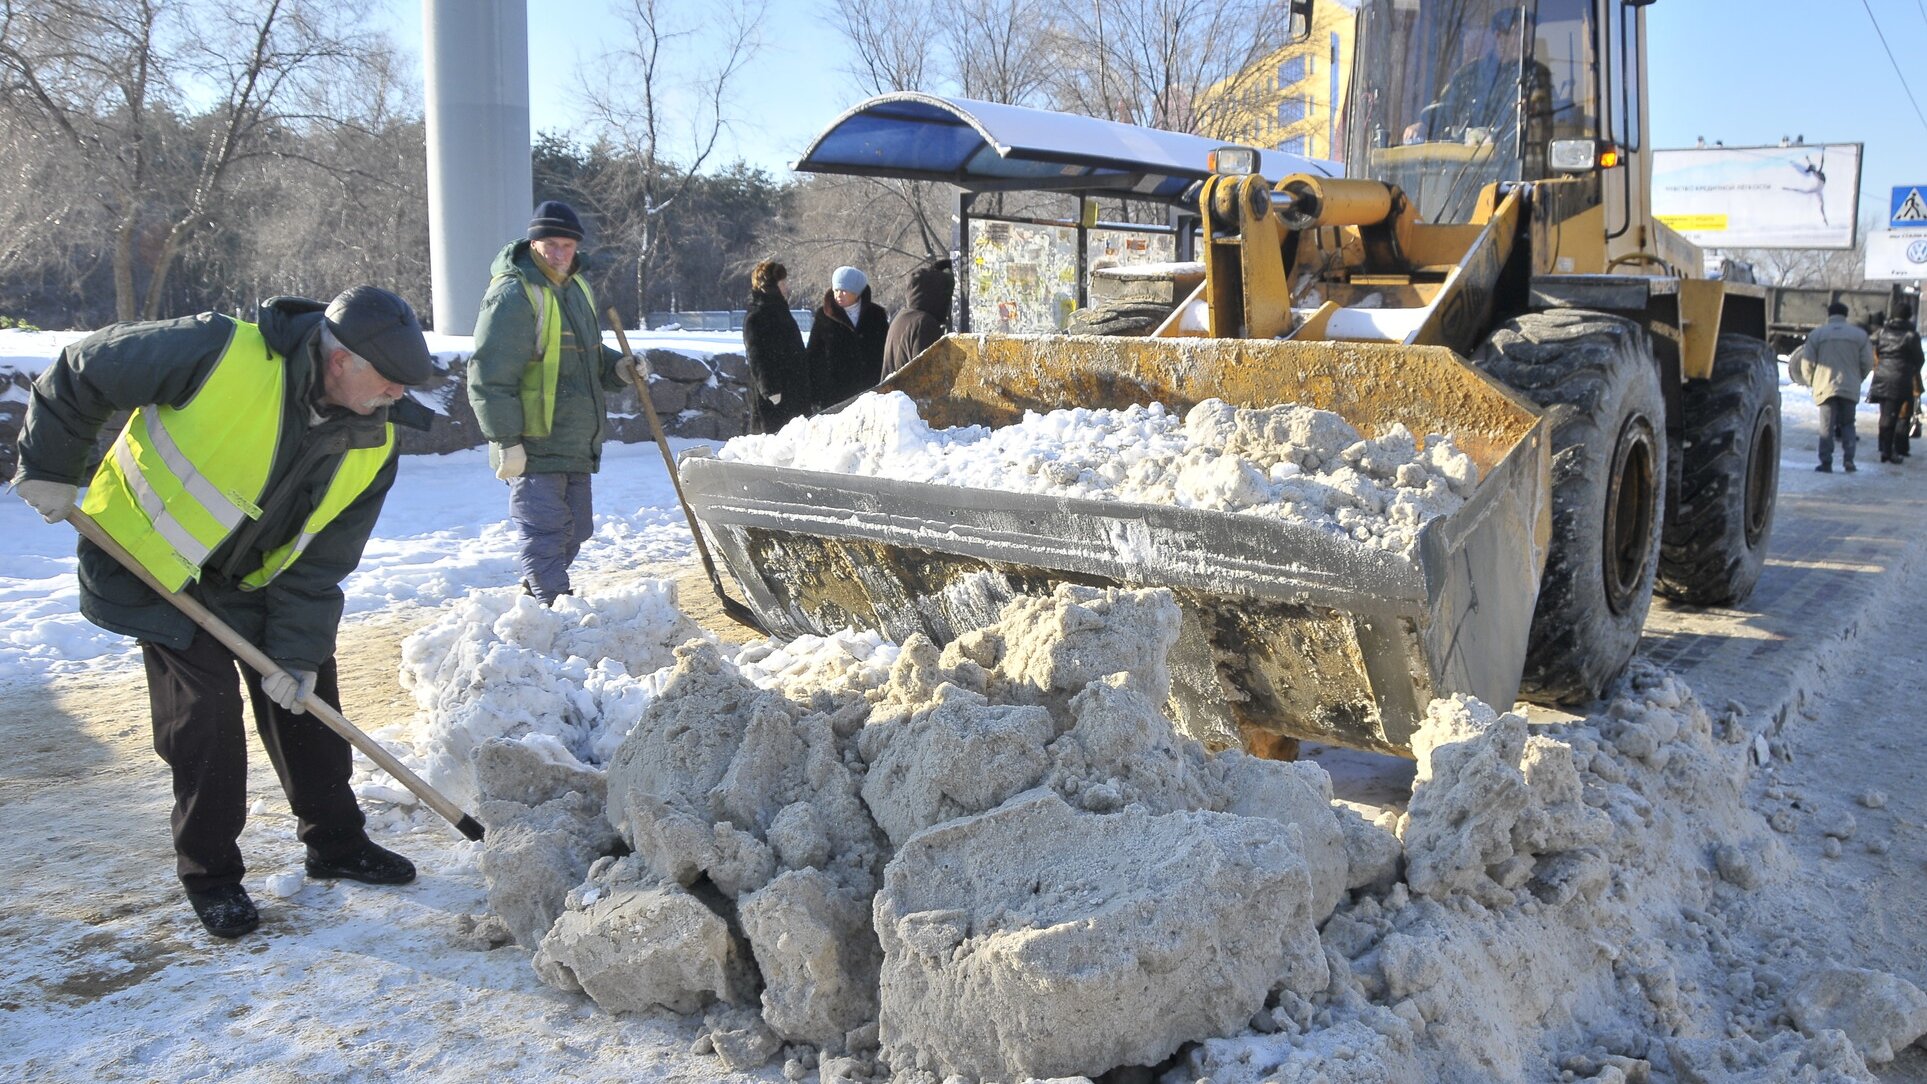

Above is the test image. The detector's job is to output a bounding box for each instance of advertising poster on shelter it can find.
[1652,144,1862,250]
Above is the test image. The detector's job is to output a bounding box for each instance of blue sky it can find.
[380,1,1927,229]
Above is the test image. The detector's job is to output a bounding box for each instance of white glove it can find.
[494,443,527,481]
[616,354,641,385]
[263,666,317,714]
[14,478,77,523]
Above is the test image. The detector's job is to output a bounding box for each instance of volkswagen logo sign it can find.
[1909,239,1927,264]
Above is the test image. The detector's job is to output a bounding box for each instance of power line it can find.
[1862,0,1927,137]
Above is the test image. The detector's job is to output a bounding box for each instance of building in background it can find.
[1210,0,1357,162]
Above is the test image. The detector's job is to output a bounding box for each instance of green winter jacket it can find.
[14,297,429,671]
[466,241,627,474]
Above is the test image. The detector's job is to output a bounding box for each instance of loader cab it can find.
[1342,0,1642,227]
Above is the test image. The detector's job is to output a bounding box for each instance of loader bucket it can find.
[678,333,1550,757]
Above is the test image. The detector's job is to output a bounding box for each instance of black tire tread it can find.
[1656,335,1781,605]
[1472,310,1668,706]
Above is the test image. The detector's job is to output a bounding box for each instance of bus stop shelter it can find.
[792,93,1333,331]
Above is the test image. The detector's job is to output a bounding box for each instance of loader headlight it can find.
[1550,139,1622,172]
[1207,146,1260,175]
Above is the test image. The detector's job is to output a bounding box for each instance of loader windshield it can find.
[1346,0,1598,222]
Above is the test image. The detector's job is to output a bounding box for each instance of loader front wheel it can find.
[1656,335,1781,605]
[1473,312,1668,706]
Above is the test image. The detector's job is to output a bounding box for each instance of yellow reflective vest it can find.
[80,320,395,592]
[498,274,596,439]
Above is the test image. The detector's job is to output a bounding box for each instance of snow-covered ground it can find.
[5,327,1927,1083]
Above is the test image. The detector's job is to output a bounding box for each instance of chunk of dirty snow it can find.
[873,790,1327,1081]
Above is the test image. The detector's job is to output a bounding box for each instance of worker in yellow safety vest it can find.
[10,286,435,939]
[466,200,638,604]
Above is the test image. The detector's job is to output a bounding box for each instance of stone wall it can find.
[1,346,752,480]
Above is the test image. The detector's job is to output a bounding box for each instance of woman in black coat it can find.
[1870,303,1925,462]
[742,259,809,434]
[806,265,889,412]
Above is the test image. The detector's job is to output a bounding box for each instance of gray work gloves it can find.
[616,354,641,386]
[493,443,527,481]
[263,665,318,714]
[13,479,77,523]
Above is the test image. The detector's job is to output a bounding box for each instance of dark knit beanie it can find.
[528,200,585,242]
[325,285,434,385]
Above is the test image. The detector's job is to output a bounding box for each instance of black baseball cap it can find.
[325,285,434,385]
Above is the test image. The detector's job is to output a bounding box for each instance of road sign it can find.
[1865,228,1927,280]
[1891,186,1927,229]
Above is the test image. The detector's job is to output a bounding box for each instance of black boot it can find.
[187,884,260,938]
[305,838,417,886]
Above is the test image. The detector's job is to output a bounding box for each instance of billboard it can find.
[1652,144,1862,250]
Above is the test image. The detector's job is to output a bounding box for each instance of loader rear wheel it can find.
[1656,336,1781,605]
[1473,312,1667,706]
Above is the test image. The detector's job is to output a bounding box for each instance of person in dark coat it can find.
[1870,302,1925,463]
[467,201,635,604]
[806,265,889,411]
[741,259,809,433]
[881,257,955,381]
[12,287,436,938]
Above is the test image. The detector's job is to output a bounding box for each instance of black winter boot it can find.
[305,838,417,886]
[187,884,260,939]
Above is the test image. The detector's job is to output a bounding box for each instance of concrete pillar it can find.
[423,0,530,334]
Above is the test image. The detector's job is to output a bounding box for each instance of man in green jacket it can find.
[11,286,436,939]
[466,201,636,603]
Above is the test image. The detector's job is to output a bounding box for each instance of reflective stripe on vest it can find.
[241,422,394,590]
[80,319,393,592]
[496,273,596,439]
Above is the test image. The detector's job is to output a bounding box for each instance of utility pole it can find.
[423,0,531,334]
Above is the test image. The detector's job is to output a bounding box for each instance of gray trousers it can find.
[1818,397,1859,468]
[508,471,593,602]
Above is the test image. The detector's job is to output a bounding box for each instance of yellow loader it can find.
[679,0,1780,759]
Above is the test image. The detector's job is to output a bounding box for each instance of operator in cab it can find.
[1402,6,1553,148]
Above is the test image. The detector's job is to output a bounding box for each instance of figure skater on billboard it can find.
[1783,150,1829,227]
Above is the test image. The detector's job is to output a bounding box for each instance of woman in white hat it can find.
[805,264,889,412]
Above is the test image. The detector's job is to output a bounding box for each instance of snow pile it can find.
[393,581,709,812]
[394,585,1927,1082]
[719,391,1479,552]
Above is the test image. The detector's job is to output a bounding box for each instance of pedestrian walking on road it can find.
[467,200,638,604]
[11,286,436,939]
[881,257,955,382]
[741,258,809,434]
[1789,301,1877,473]
[1870,302,1924,464]
[806,264,889,411]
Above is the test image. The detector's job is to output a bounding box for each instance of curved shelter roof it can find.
[793,93,1336,203]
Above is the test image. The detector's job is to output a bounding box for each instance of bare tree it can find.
[0,0,388,321]
[582,0,766,317]
[1045,0,1299,140]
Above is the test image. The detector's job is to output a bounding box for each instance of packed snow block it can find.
[1400,696,1611,906]
[1666,1031,1874,1083]
[1211,751,1350,922]
[702,1003,784,1071]
[1786,967,1927,1064]
[977,585,1182,710]
[1046,677,1213,815]
[873,790,1328,1081]
[1334,804,1403,894]
[473,735,606,809]
[606,640,885,897]
[857,684,1055,847]
[738,868,882,1047]
[1401,696,1531,902]
[533,869,757,1015]
[479,791,619,949]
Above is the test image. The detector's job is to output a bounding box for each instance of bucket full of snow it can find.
[680,332,1549,757]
